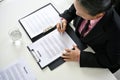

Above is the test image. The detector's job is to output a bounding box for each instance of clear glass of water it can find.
[8,28,22,45]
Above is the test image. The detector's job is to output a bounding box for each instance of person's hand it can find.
[56,18,67,33]
[61,45,81,62]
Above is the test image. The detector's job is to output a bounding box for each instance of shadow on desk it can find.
[114,69,120,80]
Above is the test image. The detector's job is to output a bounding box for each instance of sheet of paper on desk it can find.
[19,4,61,39]
[28,29,76,68]
[0,59,36,80]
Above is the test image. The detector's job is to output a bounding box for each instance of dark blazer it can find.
[114,1,120,16]
[61,4,120,73]
[115,3,120,15]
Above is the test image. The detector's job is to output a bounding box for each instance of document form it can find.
[27,29,76,68]
[19,4,61,39]
[0,59,36,80]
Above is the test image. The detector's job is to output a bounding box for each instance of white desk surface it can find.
[0,0,117,80]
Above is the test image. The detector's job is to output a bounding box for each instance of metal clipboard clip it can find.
[30,49,41,62]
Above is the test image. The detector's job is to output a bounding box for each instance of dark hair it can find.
[78,0,112,16]
[111,0,120,6]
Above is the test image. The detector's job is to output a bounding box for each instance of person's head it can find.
[74,0,112,20]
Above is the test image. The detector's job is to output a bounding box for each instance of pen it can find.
[43,26,54,33]
[60,19,63,30]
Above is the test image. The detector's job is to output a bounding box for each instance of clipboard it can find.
[48,25,86,70]
[19,3,86,70]
[19,3,60,42]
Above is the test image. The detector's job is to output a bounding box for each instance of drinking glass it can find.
[8,28,22,45]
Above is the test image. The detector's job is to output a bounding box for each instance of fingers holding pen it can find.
[56,18,67,33]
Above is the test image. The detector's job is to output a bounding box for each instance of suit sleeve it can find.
[60,4,77,23]
[80,51,101,67]
[80,10,120,73]
[80,32,120,72]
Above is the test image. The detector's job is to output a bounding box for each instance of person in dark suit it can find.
[56,0,120,73]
